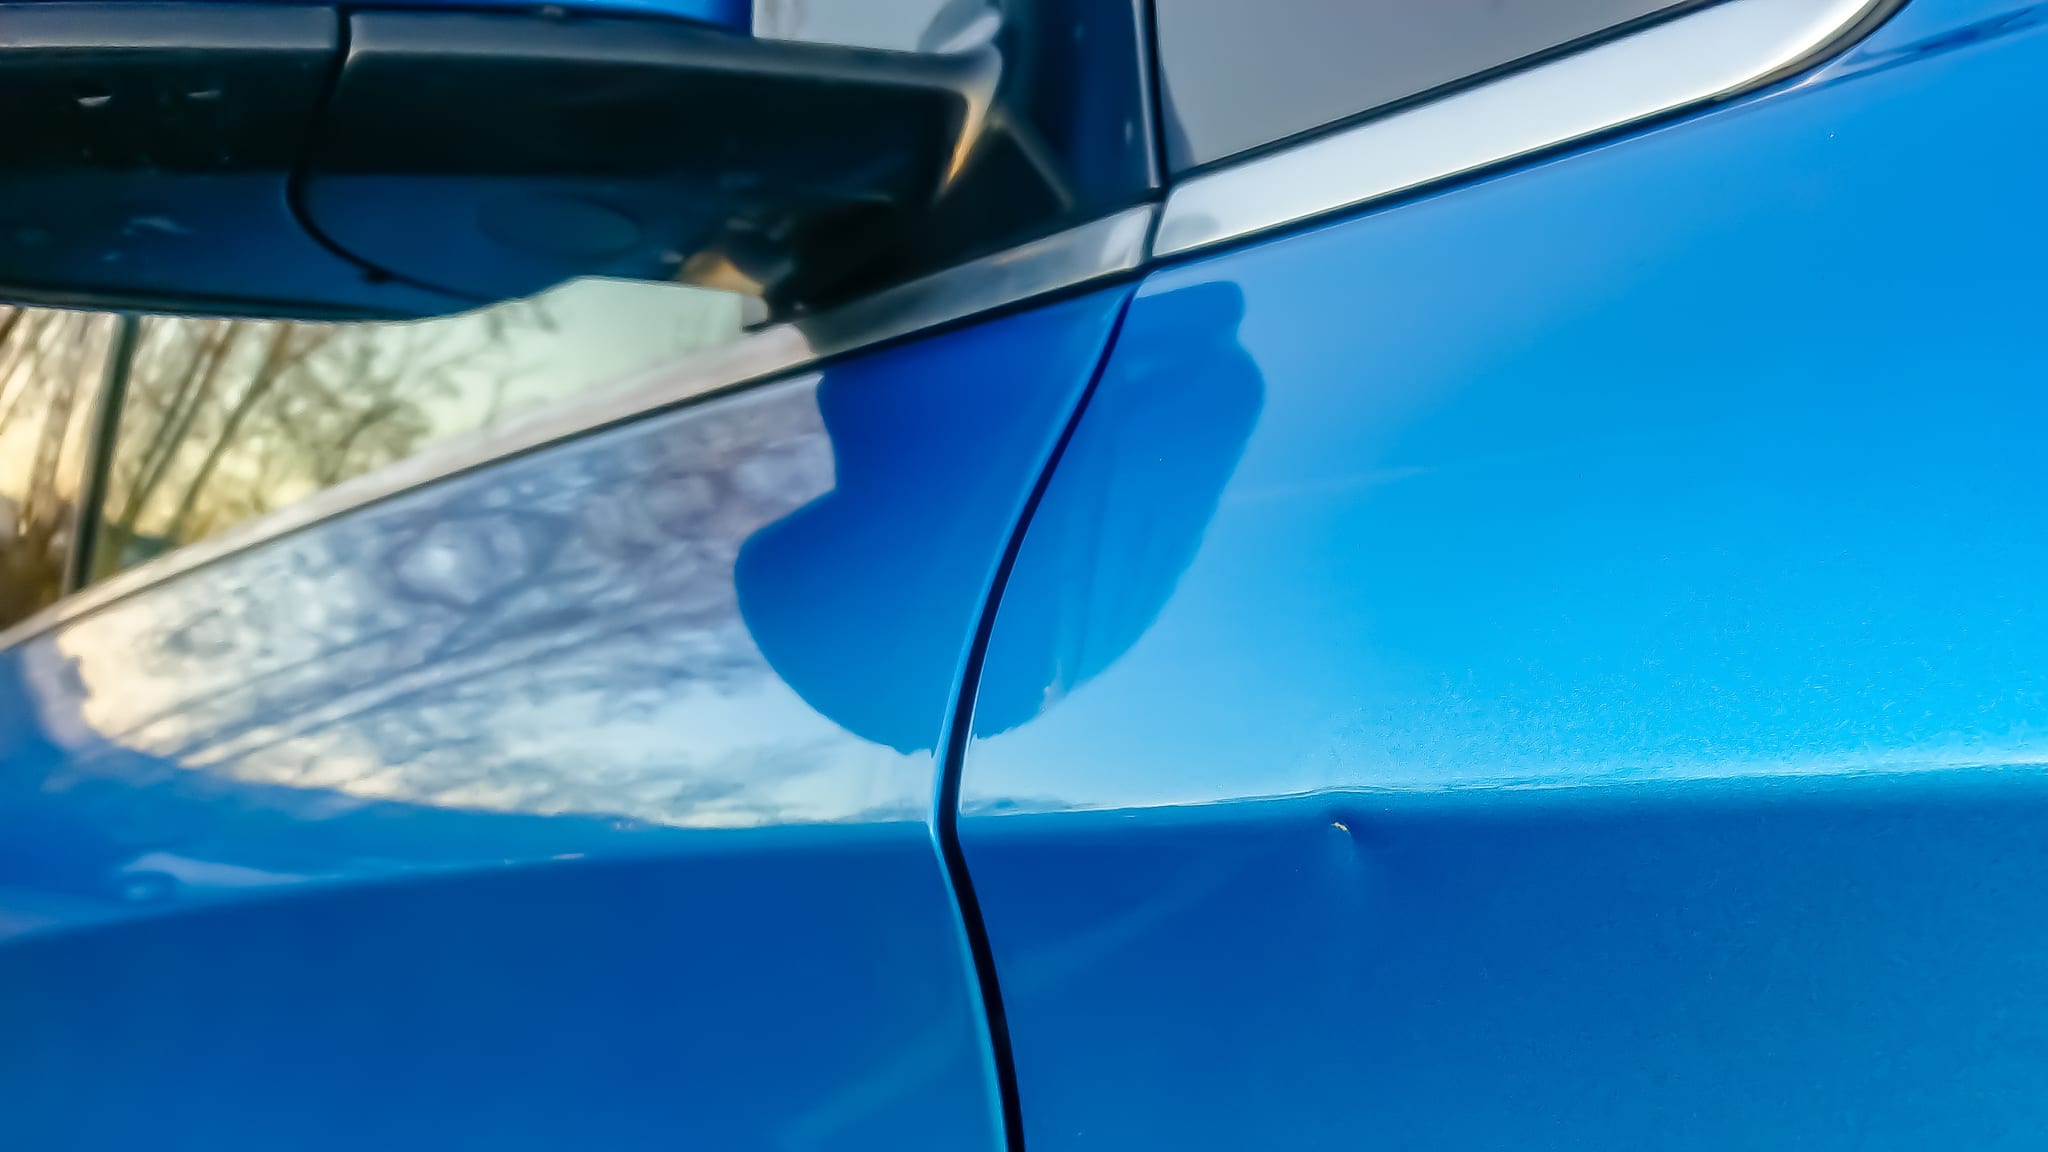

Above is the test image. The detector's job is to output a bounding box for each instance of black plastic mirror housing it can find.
[0,3,994,319]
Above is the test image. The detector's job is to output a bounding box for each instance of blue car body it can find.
[966,5,2048,1144]
[5,0,2048,1147]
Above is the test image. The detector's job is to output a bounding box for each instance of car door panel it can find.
[961,5,2048,1148]
[0,286,1132,1151]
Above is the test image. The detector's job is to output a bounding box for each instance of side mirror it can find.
[0,2,996,319]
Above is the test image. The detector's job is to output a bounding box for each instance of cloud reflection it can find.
[2,373,933,916]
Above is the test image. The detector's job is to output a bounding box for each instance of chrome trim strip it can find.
[0,204,1156,653]
[1153,0,1886,257]
[795,205,1154,351]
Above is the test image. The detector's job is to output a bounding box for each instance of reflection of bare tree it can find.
[0,309,115,629]
[97,302,556,576]
[44,375,913,842]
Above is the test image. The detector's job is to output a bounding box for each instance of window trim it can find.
[1152,0,1897,257]
[0,205,1154,654]
[0,0,1902,655]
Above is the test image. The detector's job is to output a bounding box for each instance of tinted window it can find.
[759,0,1155,284]
[1156,0,1684,171]
[93,280,744,580]
[0,309,117,629]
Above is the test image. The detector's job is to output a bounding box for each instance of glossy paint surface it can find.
[963,1,2048,1147]
[0,287,1128,1150]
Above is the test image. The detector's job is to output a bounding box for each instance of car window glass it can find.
[1156,0,1684,171]
[0,309,117,629]
[754,0,958,49]
[92,279,744,581]
[757,0,1155,288]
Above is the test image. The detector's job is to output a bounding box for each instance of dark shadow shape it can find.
[972,280,1262,738]
[738,280,1262,750]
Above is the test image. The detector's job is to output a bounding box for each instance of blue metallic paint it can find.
[962,0,2048,1146]
[0,288,1130,1149]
